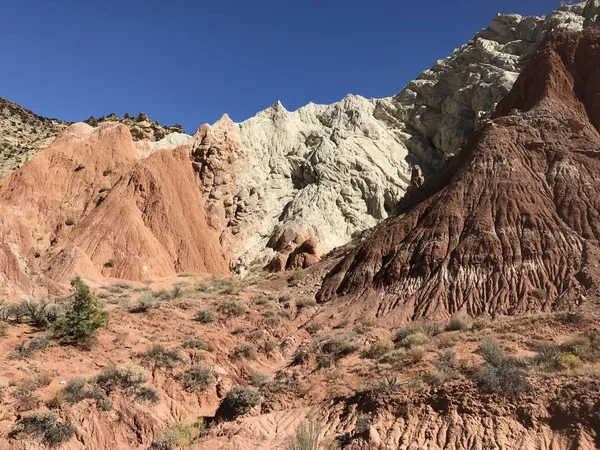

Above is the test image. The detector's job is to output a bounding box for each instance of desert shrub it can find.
[0,300,61,328]
[140,344,184,369]
[219,300,246,318]
[180,364,215,392]
[103,259,115,267]
[231,343,257,361]
[396,331,429,349]
[357,373,404,397]
[379,349,406,365]
[11,412,76,446]
[95,364,147,393]
[194,308,215,324]
[424,350,462,385]
[557,353,583,370]
[128,292,157,313]
[320,332,358,359]
[355,413,373,433]
[407,346,426,363]
[263,340,278,353]
[102,168,113,176]
[11,379,41,411]
[95,395,113,411]
[287,271,306,286]
[10,334,50,360]
[471,316,491,331]
[0,322,8,337]
[248,329,264,340]
[562,333,600,363]
[285,419,322,450]
[446,312,472,331]
[182,338,211,351]
[250,372,271,390]
[74,164,85,172]
[231,327,247,335]
[478,337,505,367]
[475,339,530,396]
[353,321,373,335]
[216,385,262,421]
[52,277,108,347]
[59,377,101,404]
[136,386,160,404]
[393,321,438,349]
[363,339,394,359]
[65,217,75,226]
[170,282,189,299]
[149,429,178,450]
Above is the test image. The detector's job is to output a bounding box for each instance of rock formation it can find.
[318,27,600,323]
[0,122,227,298]
[0,98,68,177]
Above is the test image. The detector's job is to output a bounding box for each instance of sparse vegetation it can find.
[65,217,75,226]
[194,308,215,324]
[446,312,472,331]
[287,271,306,286]
[180,364,215,392]
[10,412,76,446]
[10,334,49,359]
[219,299,247,318]
[95,363,147,394]
[103,259,115,268]
[363,339,394,359]
[424,350,462,385]
[393,321,438,349]
[102,167,113,176]
[52,277,108,347]
[128,292,157,313]
[285,419,322,450]
[140,344,184,369]
[182,338,211,351]
[475,338,530,396]
[231,343,257,361]
[216,385,262,420]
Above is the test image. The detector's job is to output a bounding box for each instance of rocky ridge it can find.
[0,98,68,177]
[318,27,600,324]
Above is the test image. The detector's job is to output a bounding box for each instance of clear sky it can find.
[1,0,560,133]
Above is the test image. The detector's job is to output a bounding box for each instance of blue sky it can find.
[1,0,559,133]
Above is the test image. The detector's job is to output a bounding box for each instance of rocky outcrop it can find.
[0,122,227,298]
[84,112,187,142]
[0,98,68,177]
[318,28,600,323]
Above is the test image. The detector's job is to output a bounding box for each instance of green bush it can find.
[52,277,108,347]
[320,332,358,358]
[393,321,438,349]
[194,309,215,324]
[11,412,76,446]
[180,364,215,392]
[10,334,49,360]
[216,385,262,420]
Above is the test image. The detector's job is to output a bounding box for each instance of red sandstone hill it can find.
[0,122,228,298]
[317,28,600,324]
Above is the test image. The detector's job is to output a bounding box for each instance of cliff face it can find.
[318,28,600,323]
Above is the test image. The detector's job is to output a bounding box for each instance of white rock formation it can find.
[190,3,591,267]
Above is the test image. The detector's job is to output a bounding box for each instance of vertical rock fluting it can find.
[317,28,600,323]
